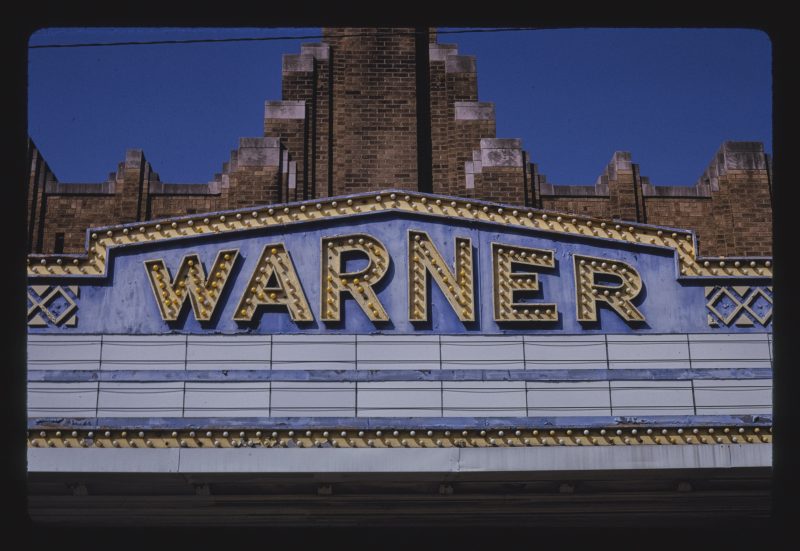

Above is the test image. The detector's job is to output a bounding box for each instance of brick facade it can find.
[28,139,283,253]
[27,28,772,257]
[537,145,772,257]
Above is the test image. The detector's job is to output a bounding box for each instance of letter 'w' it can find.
[144,249,239,321]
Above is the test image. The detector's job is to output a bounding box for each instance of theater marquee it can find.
[27,191,772,335]
[26,188,774,482]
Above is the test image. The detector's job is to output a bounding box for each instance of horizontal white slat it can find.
[689,334,771,369]
[272,335,355,370]
[97,382,184,417]
[443,382,526,416]
[184,382,270,417]
[101,335,186,371]
[610,380,695,416]
[524,335,606,370]
[356,335,440,370]
[357,381,441,416]
[526,381,611,417]
[27,335,102,370]
[441,336,524,370]
[270,382,356,417]
[607,334,690,370]
[187,335,270,370]
[28,382,97,417]
[693,379,772,415]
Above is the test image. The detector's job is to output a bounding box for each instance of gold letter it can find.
[144,249,239,321]
[492,243,557,322]
[408,230,474,322]
[234,243,312,322]
[321,234,389,322]
[573,254,645,322]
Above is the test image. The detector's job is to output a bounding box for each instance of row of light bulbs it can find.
[29,426,772,448]
[26,191,772,280]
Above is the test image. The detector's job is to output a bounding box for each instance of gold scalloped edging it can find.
[26,192,773,279]
[27,427,772,449]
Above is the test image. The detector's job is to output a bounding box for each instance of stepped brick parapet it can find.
[27,29,771,257]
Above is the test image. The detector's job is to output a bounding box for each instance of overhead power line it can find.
[29,27,541,50]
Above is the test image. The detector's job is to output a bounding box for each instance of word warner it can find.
[145,232,644,327]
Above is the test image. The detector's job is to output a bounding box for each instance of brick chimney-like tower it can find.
[267,27,529,204]
[270,27,427,197]
[326,27,421,195]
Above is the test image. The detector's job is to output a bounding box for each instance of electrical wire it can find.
[29,27,541,50]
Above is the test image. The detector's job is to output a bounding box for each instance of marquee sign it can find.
[26,191,772,335]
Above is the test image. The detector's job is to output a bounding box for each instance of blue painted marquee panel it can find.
[28,415,773,432]
[29,211,770,335]
[28,368,773,383]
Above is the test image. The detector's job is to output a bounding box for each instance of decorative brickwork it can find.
[538,143,772,257]
[26,29,772,257]
[28,139,283,253]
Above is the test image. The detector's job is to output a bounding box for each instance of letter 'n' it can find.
[408,230,474,322]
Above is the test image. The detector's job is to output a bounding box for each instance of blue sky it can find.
[27,27,771,186]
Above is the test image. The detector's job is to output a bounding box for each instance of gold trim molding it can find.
[27,427,772,449]
[27,191,773,280]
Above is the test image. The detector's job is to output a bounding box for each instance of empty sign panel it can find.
[27,332,771,419]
